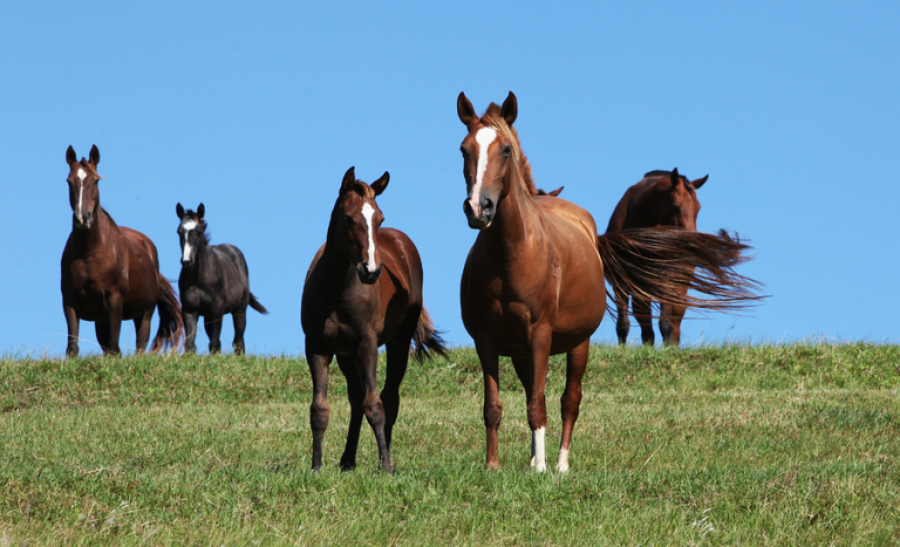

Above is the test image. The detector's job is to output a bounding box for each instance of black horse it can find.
[176,203,268,354]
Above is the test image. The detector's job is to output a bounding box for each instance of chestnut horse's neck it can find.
[70,206,116,255]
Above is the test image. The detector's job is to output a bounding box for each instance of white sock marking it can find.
[531,427,547,472]
[469,127,497,214]
[556,447,570,473]
[361,202,377,272]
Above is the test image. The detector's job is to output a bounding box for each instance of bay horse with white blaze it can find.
[457,92,760,472]
[302,167,447,473]
[606,169,708,346]
[61,145,183,356]
[176,203,268,354]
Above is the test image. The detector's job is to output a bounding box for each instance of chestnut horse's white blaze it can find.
[468,127,498,217]
[181,219,198,263]
[361,202,377,272]
[76,168,87,222]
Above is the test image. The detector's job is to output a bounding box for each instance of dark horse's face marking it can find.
[65,145,102,230]
[335,167,388,284]
[457,91,518,229]
[176,202,206,267]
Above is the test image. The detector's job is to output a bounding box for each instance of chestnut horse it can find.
[61,145,183,356]
[176,203,268,355]
[301,167,447,473]
[606,169,708,346]
[457,92,759,472]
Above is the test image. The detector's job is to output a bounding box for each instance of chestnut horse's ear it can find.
[549,186,564,197]
[670,168,681,188]
[371,171,390,196]
[501,91,518,126]
[341,166,356,194]
[691,175,709,190]
[66,145,77,165]
[457,92,477,126]
[176,203,185,219]
[197,203,205,219]
[89,144,100,165]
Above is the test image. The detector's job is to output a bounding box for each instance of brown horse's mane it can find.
[480,104,537,196]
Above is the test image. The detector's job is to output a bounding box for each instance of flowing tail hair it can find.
[150,275,184,353]
[596,227,764,318]
[411,306,449,362]
[249,293,269,314]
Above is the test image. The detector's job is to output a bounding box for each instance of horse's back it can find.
[535,196,599,247]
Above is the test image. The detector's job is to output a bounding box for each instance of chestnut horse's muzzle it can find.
[463,197,494,229]
[73,211,93,230]
[357,262,383,284]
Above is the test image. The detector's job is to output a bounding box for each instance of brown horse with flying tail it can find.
[61,145,183,356]
[457,92,760,472]
[301,167,447,473]
[606,169,708,346]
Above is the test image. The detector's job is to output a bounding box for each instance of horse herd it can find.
[60,92,760,473]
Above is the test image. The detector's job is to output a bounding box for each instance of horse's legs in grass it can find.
[558,339,589,473]
[336,354,364,471]
[614,287,630,345]
[306,343,332,472]
[232,310,247,355]
[204,315,223,354]
[477,343,502,470]
[64,305,80,357]
[356,340,392,473]
[382,336,412,451]
[183,311,199,354]
[133,308,154,354]
[633,296,655,346]
[512,325,551,472]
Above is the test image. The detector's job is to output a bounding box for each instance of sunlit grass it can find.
[1,344,898,545]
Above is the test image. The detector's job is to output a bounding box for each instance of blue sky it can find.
[3,1,899,356]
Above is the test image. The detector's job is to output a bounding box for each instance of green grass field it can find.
[2,344,899,546]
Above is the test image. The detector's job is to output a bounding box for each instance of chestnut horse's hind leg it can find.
[204,315,223,354]
[336,354,365,471]
[477,344,502,470]
[133,308,154,354]
[558,340,589,473]
[632,296,656,346]
[306,344,332,472]
[381,336,412,451]
[64,304,80,356]
[614,287,630,345]
[659,300,687,347]
[232,310,247,355]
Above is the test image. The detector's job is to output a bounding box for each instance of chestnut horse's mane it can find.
[480,104,537,196]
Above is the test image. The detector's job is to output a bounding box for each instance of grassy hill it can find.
[2,344,899,545]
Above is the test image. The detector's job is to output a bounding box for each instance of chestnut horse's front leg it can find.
[512,325,551,472]
[104,294,124,356]
[64,304,80,357]
[476,343,502,470]
[306,341,333,472]
[356,337,392,473]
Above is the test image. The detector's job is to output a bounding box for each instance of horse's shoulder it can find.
[536,198,598,243]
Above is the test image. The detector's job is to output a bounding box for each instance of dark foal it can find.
[176,203,268,354]
[301,167,447,473]
[61,145,183,356]
[606,169,708,346]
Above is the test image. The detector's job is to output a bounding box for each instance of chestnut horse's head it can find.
[176,202,208,267]
[65,145,103,230]
[332,167,389,284]
[645,168,707,231]
[457,91,535,229]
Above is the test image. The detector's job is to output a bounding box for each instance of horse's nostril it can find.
[482,198,493,213]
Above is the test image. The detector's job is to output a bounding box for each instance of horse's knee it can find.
[310,398,330,433]
[362,395,386,427]
[483,399,502,429]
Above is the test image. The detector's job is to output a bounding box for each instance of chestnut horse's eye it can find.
[343,214,354,225]
[502,145,512,158]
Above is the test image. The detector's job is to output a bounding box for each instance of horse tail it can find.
[150,275,184,353]
[596,227,763,318]
[411,306,449,363]
[249,293,269,315]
